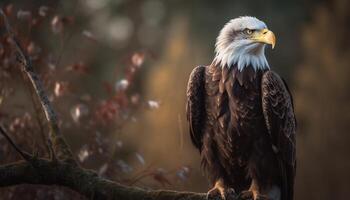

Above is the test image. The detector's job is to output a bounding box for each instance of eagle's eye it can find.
[243,29,253,35]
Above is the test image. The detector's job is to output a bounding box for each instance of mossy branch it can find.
[0,158,210,200]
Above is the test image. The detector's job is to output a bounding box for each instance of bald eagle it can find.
[186,17,296,200]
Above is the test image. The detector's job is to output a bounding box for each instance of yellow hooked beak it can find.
[252,28,276,49]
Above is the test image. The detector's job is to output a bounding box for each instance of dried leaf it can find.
[38,6,49,17]
[147,100,160,109]
[98,163,109,176]
[115,79,129,91]
[131,52,145,67]
[51,15,63,34]
[17,10,32,21]
[78,145,90,162]
[135,152,145,165]
[71,104,89,123]
[54,81,69,97]
[130,94,140,105]
[51,15,74,34]
[82,30,97,42]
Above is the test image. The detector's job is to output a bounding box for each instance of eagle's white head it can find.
[213,16,276,71]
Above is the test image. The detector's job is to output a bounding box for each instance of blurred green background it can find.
[0,0,349,200]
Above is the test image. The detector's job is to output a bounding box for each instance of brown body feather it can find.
[186,64,296,200]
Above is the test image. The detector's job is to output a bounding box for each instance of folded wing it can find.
[261,71,296,200]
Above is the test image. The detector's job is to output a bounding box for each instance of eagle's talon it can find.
[255,194,270,200]
[238,190,253,200]
[206,187,221,200]
[206,186,236,200]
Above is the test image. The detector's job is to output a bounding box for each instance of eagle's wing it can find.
[186,65,206,150]
[261,71,296,200]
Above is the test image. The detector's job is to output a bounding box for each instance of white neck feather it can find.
[213,41,269,71]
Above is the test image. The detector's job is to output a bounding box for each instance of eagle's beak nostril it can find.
[262,29,269,34]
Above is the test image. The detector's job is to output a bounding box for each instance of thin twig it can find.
[0,126,32,162]
[47,139,57,162]
[0,9,76,164]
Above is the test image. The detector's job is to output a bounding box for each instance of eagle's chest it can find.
[206,67,265,132]
[205,66,267,159]
[231,80,265,137]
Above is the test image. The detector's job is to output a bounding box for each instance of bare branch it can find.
[0,126,32,162]
[47,139,58,162]
[0,9,76,164]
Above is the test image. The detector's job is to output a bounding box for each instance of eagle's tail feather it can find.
[279,159,294,200]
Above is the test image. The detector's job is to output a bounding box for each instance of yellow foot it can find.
[206,180,236,200]
[238,190,270,200]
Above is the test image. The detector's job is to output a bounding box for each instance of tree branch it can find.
[0,9,75,164]
[0,8,244,200]
[0,159,208,200]
[0,126,32,162]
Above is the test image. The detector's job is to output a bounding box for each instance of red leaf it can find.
[131,52,145,67]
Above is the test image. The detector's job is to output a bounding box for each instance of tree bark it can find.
[0,159,207,200]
